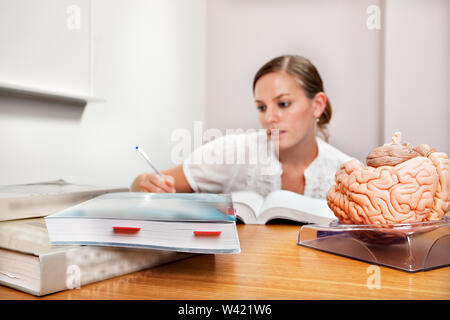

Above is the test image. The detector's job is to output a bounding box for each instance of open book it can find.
[231,190,336,225]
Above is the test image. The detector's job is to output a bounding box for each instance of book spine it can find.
[39,247,194,296]
[39,251,66,296]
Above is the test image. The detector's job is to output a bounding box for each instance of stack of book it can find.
[0,217,192,296]
[0,180,241,296]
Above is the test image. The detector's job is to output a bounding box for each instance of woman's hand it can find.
[130,173,176,193]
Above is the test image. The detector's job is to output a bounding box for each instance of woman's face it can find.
[254,71,325,151]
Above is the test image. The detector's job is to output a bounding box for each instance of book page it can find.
[261,190,335,219]
[0,218,77,255]
[230,191,265,219]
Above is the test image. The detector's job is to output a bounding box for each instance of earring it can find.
[315,118,320,123]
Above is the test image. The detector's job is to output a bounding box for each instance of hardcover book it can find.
[45,192,241,254]
[0,179,128,221]
[0,218,193,296]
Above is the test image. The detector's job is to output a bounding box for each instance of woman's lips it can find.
[268,129,287,137]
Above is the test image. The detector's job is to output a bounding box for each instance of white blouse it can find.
[182,131,353,199]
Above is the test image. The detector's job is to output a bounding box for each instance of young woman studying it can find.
[131,55,353,199]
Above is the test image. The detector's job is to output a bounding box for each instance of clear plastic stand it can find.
[298,216,450,272]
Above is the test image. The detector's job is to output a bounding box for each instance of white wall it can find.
[204,0,449,161]
[0,0,91,94]
[1,0,447,187]
[205,0,383,162]
[0,0,206,186]
[384,0,449,152]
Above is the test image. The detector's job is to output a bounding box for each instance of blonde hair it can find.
[253,55,332,141]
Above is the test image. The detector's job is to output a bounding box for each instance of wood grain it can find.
[0,224,449,299]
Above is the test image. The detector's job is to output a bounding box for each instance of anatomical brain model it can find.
[327,132,450,225]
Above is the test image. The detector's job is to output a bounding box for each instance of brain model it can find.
[327,132,450,225]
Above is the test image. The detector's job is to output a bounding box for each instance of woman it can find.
[131,55,352,199]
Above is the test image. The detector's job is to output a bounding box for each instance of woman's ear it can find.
[312,92,327,118]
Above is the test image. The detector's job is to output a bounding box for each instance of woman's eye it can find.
[278,101,290,108]
[257,105,266,112]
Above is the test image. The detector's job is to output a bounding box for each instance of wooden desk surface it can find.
[1,224,449,300]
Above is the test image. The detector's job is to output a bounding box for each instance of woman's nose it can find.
[264,105,281,123]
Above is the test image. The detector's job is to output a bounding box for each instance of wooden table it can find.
[0,223,449,300]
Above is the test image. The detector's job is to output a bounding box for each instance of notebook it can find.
[45,192,241,254]
[0,218,194,296]
[231,190,335,225]
[0,179,128,221]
